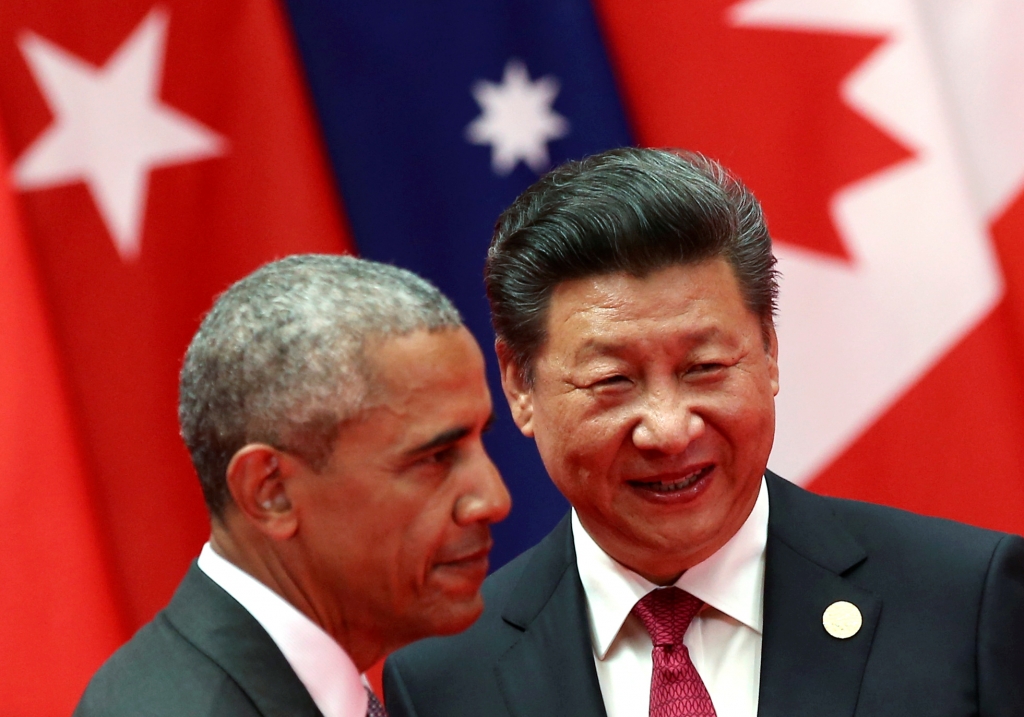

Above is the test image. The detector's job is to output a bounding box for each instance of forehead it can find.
[543,259,755,353]
[351,327,490,445]
[367,327,488,403]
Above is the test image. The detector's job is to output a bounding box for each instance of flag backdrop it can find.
[2,0,1023,712]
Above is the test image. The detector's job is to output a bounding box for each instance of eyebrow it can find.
[404,413,496,457]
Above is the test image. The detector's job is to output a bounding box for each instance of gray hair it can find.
[179,254,462,517]
[485,147,778,381]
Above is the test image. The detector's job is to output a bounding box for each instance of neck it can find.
[208,518,389,672]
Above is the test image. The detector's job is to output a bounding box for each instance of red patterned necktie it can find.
[632,587,717,717]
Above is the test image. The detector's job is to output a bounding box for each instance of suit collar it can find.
[496,515,609,717]
[765,471,867,574]
[757,472,880,717]
[165,563,323,717]
[574,477,769,660]
[197,544,365,717]
[500,513,577,629]
[495,475,882,717]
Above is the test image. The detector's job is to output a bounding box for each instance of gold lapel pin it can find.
[822,600,862,639]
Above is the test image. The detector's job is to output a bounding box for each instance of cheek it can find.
[531,390,641,477]
[715,374,776,426]
[537,412,629,490]
[353,495,433,575]
[709,387,776,475]
[403,505,458,573]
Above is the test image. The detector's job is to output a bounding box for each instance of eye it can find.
[691,363,724,373]
[591,374,632,388]
[420,444,459,467]
[685,361,729,381]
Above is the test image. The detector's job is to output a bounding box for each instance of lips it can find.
[435,536,493,569]
[432,542,492,595]
[627,464,714,494]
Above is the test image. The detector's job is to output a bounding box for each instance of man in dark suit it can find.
[75,255,511,717]
[383,148,1024,717]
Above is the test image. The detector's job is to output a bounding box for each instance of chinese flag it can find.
[0,1,351,710]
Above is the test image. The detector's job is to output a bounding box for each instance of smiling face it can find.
[290,326,511,647]
[500,259,778,584]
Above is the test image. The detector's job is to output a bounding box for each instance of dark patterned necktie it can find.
[632,587,717,717]
[365,686,388,717]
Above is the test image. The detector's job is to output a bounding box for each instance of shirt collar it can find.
[573,476,769,660]
[198,543,367,717]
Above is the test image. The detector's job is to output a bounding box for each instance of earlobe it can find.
[226,444,298,539]
[495,341,536,437]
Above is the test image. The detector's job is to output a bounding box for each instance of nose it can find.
[631,388,704,454]
[454,448,512,526]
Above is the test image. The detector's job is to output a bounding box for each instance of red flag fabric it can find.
[593,0,1024,535]
[0,0,352,660]
[0,126,124,715]
[5,0,1024,711]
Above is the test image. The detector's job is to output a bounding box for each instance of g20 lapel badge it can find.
[823,600,862,639]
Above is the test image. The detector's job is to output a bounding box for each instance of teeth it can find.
[646,467,707,491]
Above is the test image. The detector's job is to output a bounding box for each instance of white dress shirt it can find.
[573,477,769,717]
[198,543,368,717]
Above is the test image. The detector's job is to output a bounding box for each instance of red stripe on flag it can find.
[991,188,1024,356]
[0,129,125,716]
[810,301,1024,534]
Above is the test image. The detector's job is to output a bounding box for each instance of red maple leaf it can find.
[592,0,913,260]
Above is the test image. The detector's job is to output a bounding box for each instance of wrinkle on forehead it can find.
[570,324,732,363]
[550,265,726,320]
[540,261,759,369]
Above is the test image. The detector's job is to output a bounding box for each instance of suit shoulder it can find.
[773,476,1017,589]
[74,612,258,717]
[823,490,1007,554]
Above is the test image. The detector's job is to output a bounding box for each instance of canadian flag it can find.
[594,0,1024,533]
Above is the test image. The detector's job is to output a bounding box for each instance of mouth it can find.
[435,539,493,572]
[431,543,491,597]
[441,546,490,567]
[628,464,714,496]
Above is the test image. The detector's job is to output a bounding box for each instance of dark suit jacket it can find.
[384,472,1024,717]
[74,563,324,717]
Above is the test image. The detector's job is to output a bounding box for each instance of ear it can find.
[495,340,536,437]
[764,322,780,396]
[225,444,299,540]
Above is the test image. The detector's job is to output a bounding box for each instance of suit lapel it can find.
[757,473,880,717]
[495,516,608,717]
[165,563,324,717]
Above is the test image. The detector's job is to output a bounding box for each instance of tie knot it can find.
[632,587,703,647]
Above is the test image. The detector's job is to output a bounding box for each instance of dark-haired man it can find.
[384,148,1024,717]
[74,255,511,717]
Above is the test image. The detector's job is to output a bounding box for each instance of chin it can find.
[426,594,486,637]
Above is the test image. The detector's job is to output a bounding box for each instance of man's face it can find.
[501,259,778,584]
[291,326,510,645]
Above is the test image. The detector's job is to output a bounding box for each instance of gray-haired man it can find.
[74,254,511,717]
